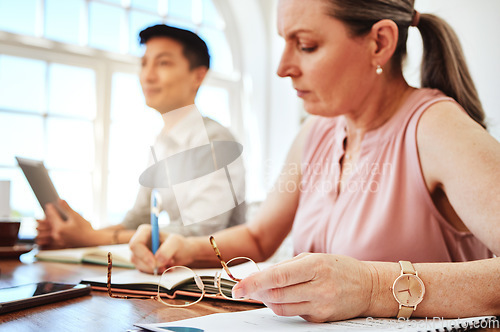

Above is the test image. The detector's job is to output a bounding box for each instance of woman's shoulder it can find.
[415,92,495,189]
[398,88,458,140]
[417,95,479,142]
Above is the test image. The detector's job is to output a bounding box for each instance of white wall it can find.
[260,0,301,192]
[222,0,269,201]
[406,0,500,140]
[225,0,301,201]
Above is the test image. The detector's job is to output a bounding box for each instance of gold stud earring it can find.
[376,65,383,75]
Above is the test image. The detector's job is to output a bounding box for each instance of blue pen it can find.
[151,189,161,275]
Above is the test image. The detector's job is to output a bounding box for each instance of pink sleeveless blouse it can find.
[292,88,492,262]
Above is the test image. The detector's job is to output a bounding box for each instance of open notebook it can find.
[35,244,134,268]
[81,260,267,304]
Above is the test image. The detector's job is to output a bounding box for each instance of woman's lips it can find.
[295,89,310,98]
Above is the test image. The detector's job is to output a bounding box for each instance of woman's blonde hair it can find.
[323,0,486,129]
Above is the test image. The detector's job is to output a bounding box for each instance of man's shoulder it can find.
[202,116,237,141]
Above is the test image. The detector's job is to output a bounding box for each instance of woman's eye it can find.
[299,45,317,52]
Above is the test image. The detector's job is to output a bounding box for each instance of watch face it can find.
[392,274,425,306]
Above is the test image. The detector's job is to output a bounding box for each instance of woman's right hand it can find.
[128,224,196,273]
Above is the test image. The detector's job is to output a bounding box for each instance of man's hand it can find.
[36,199,96,248]
[129,224,196,274]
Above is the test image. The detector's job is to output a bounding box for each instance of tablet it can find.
[0,282,91,314]
[15,157,67,220]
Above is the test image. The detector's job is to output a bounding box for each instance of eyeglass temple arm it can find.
[209,236,241,282]
[107,252,151,299]
[107,252,114,297]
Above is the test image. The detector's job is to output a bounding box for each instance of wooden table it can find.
[0,251,264,331]
[1,252,499,332]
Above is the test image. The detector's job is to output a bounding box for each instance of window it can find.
[0,0,240,229]
[0,54,96,218]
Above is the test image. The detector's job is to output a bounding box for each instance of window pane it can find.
[164,17,196,32]
[129,11,162,56]
[99,0,121,4]
[106,168,143,224]
[89,2,125,53]
[198,27,233,74]
[108,72,161,222]
[196,85,231,127]
[168,0,192,21]
[0,0,37,36]
[108,72,160,170]
[201,0,223,28]
[45,0,84,44]
[0,55,46,113]
[51,170,93,220]
[107,117,158,224]
[110,72,150,122]
[48,63,96,119]
[131,0,158,13]
[0,168,41,218]
[45,118,94,171]
[0,113,44,166]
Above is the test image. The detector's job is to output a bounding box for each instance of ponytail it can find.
[417,14,487,129]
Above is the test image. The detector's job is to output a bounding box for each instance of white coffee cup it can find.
[0,180,11,218]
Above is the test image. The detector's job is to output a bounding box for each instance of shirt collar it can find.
[160,104,201,146]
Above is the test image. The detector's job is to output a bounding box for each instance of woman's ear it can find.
[369,19,399,68]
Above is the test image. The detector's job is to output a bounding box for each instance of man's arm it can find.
[38,200,136,248]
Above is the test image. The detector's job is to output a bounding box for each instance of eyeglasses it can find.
[106,237,259,307]
[209,236,260,300]
[106,252,204,307]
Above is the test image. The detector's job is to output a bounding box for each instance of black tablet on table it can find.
[0,282,91,314]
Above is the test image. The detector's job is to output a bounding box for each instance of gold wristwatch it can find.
[392,261,425,319]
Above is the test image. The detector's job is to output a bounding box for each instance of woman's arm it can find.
[229,108,500,322]
[232,254,500,322]
[417,101,500,255]
[129,117,316,272]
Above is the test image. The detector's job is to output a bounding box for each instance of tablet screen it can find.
[15,157,60,209]
[15,157,67,220]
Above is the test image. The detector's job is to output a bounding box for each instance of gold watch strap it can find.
[399,260,416,275]
[397,261,417,319]
[397,305,415,319]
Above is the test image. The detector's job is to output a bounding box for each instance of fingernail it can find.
[232,287,246,299]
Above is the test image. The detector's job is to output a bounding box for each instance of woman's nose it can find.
[277,47,300,78]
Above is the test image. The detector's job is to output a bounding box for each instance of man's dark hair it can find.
[139,24,210,69]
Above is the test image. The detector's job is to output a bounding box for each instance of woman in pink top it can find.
[130,0,500,323]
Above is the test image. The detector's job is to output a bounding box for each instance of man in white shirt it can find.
[36,25,246,248]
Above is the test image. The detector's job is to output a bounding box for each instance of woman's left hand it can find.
[231,253,375,322]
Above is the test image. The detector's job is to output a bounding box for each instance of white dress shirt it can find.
[121,105,246,236]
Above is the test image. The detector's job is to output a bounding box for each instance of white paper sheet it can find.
[135,308,497,332]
